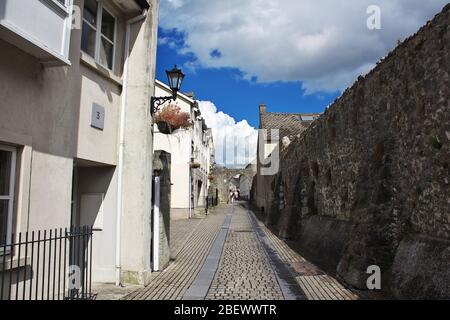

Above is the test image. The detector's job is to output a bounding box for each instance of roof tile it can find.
[260,112,321,140]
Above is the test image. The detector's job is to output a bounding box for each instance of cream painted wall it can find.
[153,84,193,217]
[27,151,73,229]
[0,36,80,234]
[77,65,121,165]
[190,102,209,209]
[0,0,73,62]
[0,0,125,230]
[205,130,214,191]
[153,80,214,217]
[154,130,191,208]
[120,1,160,285]
[0,0,160,287]
[75,166,118,283]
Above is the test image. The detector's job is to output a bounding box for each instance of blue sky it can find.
[155,0,448,167]
[156,29,339,128]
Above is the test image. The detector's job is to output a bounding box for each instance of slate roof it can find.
[260,112,321,141]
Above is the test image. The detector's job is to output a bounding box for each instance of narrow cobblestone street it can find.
[205,205,284,300]
[124,202,358,300]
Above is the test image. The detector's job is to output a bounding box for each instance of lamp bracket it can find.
[150,95,176,116]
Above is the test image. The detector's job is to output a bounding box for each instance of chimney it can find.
[259,103,267,114]
[185,92,195,99]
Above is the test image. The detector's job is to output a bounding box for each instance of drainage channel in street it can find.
[182,205,234,300]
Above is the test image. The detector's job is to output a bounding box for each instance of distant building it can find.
[253,104,321,212]
[153,80,214,220]
[211,164,256,204]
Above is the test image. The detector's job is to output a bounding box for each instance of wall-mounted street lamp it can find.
[151,65,185,115]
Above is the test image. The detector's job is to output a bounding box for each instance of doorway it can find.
[71,160,117,283]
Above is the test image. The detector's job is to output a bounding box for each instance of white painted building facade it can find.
[153,80,214,220]
[0,0,160,295]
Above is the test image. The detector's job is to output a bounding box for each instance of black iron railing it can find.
[0,226,94,300]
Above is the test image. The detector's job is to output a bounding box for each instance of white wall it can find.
[77,66,122,166]
[0,0,160,288]
[119,2,159,285]
[153,83,193,218]
[153,81,214,217]
[75,166,118,283]
[0,0,72,63]
[153,130,191,209]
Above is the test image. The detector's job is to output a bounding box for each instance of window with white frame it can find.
[46,0,70,11]
[0,145,16,249]
[81,0,117,71]
[55,0,67,7]
[47,0,71,14]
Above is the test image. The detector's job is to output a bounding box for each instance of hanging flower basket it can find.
[208,174,214,181]
[156,121,173,134]
[190,162,201,169]
[154,104,192,135]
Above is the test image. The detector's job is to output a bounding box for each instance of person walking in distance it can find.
[228,189,234,204]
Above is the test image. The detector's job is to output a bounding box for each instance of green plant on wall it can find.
[430,135,442,150]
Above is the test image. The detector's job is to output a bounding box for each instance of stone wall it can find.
[211,167,256,203]
[256,5,450,299]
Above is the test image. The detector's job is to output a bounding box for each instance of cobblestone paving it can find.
[122,203,358,300]
[206,205,284,300]
[251,210,359,300]
[123,206,228,300]
[170,218,203,259]
[296,275,357,300]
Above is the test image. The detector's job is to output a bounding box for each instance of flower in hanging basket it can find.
[154,104,192,134]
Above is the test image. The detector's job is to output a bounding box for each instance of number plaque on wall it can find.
[91,103,105,130]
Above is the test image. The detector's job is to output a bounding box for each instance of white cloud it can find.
[198,101,258,168]
[159,0,447,93]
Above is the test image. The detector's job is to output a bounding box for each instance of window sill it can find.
[80,52,123,87]
[0,256,31,272]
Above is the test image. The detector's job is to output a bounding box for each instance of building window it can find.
[55,0,67,6]
[0,145,16,250]
[300,115,315,121]
[48,0,71,14]
[81,0,116,71]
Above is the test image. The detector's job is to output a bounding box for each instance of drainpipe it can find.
[116,9,148,287]
[152,176,160,271]
[189,168,192,219]
[189,147,193,219]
